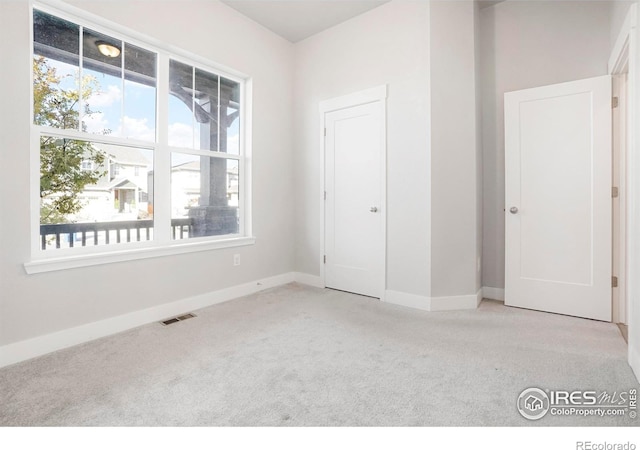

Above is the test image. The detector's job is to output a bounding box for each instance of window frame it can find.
[26,1,254,274]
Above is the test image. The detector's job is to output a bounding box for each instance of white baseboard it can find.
[482,286,505,301]
[630,343,640,384]
[0,272,295,369]
[384,289,481,312]
[384,290,431,311]
[293,272,324,288]
[430,289,482,311]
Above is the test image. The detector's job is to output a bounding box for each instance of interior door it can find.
[504,75,612,321]
[325,101,384,298]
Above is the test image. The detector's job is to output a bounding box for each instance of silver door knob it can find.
[509,207,518,214]
[370,207,378,213]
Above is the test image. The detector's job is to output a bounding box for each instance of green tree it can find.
[34,56,108,224]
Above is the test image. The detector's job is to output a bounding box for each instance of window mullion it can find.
[121,41,125,137]
[240,80,251,238]
[217,74,221,153]
[31,129,42,258]
[154,53,171,245]
[78,24,84,131]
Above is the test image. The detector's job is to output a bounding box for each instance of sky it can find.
[43,56,240,161]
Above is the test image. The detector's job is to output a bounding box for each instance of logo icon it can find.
[517,388,550,420]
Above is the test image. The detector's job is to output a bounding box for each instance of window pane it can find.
[123,43,157,142]
[82,28,123,137]
[171,154,239,239]
[195,68,219,151]
[33,10,80,130]
[169,60,194,148]
[221,77,240,155]
[40,136,154,249]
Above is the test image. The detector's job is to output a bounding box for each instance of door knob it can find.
[370,207,378,213]
[509,207,518,214]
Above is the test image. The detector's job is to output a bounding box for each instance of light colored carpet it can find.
[0,283,637,426]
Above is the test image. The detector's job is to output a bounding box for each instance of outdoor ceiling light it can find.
[96,41,121,58]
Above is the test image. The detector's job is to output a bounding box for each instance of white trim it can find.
[609,4,636,75]
[319,106,327,289]
[482,286,505,302]
[0,272,293,368]
[242,78,254,239]
[24,236,256,274]
[319,85,388,299]
[612,73,628,325]
[384,290,431,311]
[609,6,635,326]
[34,126,156,150]
[293,272,324,288]
[609,3,640,383]
[319,85,387,114]
[626,2,640,384]
[383,289,481,312]
[430,290,482,312]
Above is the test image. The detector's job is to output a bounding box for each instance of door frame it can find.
[319,85,387,299]
[609,3,639,377]
[612,73,628,325]
[609,4,634,327]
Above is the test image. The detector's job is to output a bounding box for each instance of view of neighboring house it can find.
[73,145,239,224]
[169,161,200,218]
[75,143,153,223]
[169,160,239,219]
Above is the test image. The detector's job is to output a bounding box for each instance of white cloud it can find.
[123,116,155,142]
[82,112,110,135]
[168,122,194,149]
[87,85,121,109]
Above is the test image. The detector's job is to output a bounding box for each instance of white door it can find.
[325,101,384,298]
[505,75,612,321]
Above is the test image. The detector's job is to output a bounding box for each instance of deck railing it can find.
[40,218,193,250]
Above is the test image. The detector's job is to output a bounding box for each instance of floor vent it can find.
[160,313,196,326]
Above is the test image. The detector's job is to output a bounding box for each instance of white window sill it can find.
[24,236,256,274]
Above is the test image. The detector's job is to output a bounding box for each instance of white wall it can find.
[294,0,481,303]
[0,0,295,346]
[430,1,480,298]
[623,0,640,382]
[480,1,612,290]
[293,1,432,298]
[611,0,636,51]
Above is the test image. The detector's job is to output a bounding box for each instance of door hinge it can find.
[612,276,618,288]
[323,255,326,264]
[324,128,327,137]
[612,97,619,108]
[324,191,327,200]
[612,187,619,198]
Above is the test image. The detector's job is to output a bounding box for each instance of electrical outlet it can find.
[233,254,241,266]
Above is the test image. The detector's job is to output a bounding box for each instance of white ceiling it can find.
[220,0,390,43]
[221,1,507,43]
[478,0,506,9]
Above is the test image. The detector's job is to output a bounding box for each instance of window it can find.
[30,5,250,269]
[168,60,242,239]
[80,159,94,171]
